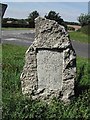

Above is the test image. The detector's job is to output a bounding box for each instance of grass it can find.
[69,31,89,43]
[2,27,34,31]
[2,44,90,119]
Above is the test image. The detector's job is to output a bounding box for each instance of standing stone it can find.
[0,3,7,119]
[0,3,7,41]
[0,4,2,120]
[20,17,76,102]
[0,3,2,40]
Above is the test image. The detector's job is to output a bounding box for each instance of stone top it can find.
[30,17,71,49]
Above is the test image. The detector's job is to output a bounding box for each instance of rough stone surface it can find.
[20,17,76,102]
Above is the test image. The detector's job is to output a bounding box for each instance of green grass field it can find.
[2,27,34,31]
[69,31,89,43]
[2,44,90,119]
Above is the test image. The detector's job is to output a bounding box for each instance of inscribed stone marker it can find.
[20,17,76,102]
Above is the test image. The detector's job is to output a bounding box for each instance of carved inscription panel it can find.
[37,50,63,92]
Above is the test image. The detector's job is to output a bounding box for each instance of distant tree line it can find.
[2,10,67,29]
[2,10,86,29]
[65,21,80,26]
[2,18,31,28]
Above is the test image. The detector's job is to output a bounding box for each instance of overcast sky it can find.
[2,2,88,22]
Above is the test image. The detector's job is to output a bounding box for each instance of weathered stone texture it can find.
[20,17,76,102]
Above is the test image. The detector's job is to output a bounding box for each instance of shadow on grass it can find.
[74,64,90,97]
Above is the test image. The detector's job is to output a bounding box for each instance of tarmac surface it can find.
[2,30,89,58]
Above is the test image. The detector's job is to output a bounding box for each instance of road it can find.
[2,30,89,58]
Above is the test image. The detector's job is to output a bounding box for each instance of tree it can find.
[45,11,67,30]
[28,11,39,27]
[78,13,90,26]
[28,10,39,21]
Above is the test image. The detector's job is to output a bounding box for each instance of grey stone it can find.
[37,50,63,92]
[0,4,2,40]
[0,4,7,119]
[20,17,76,102]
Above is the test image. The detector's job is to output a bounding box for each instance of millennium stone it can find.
[20,17,76,102]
